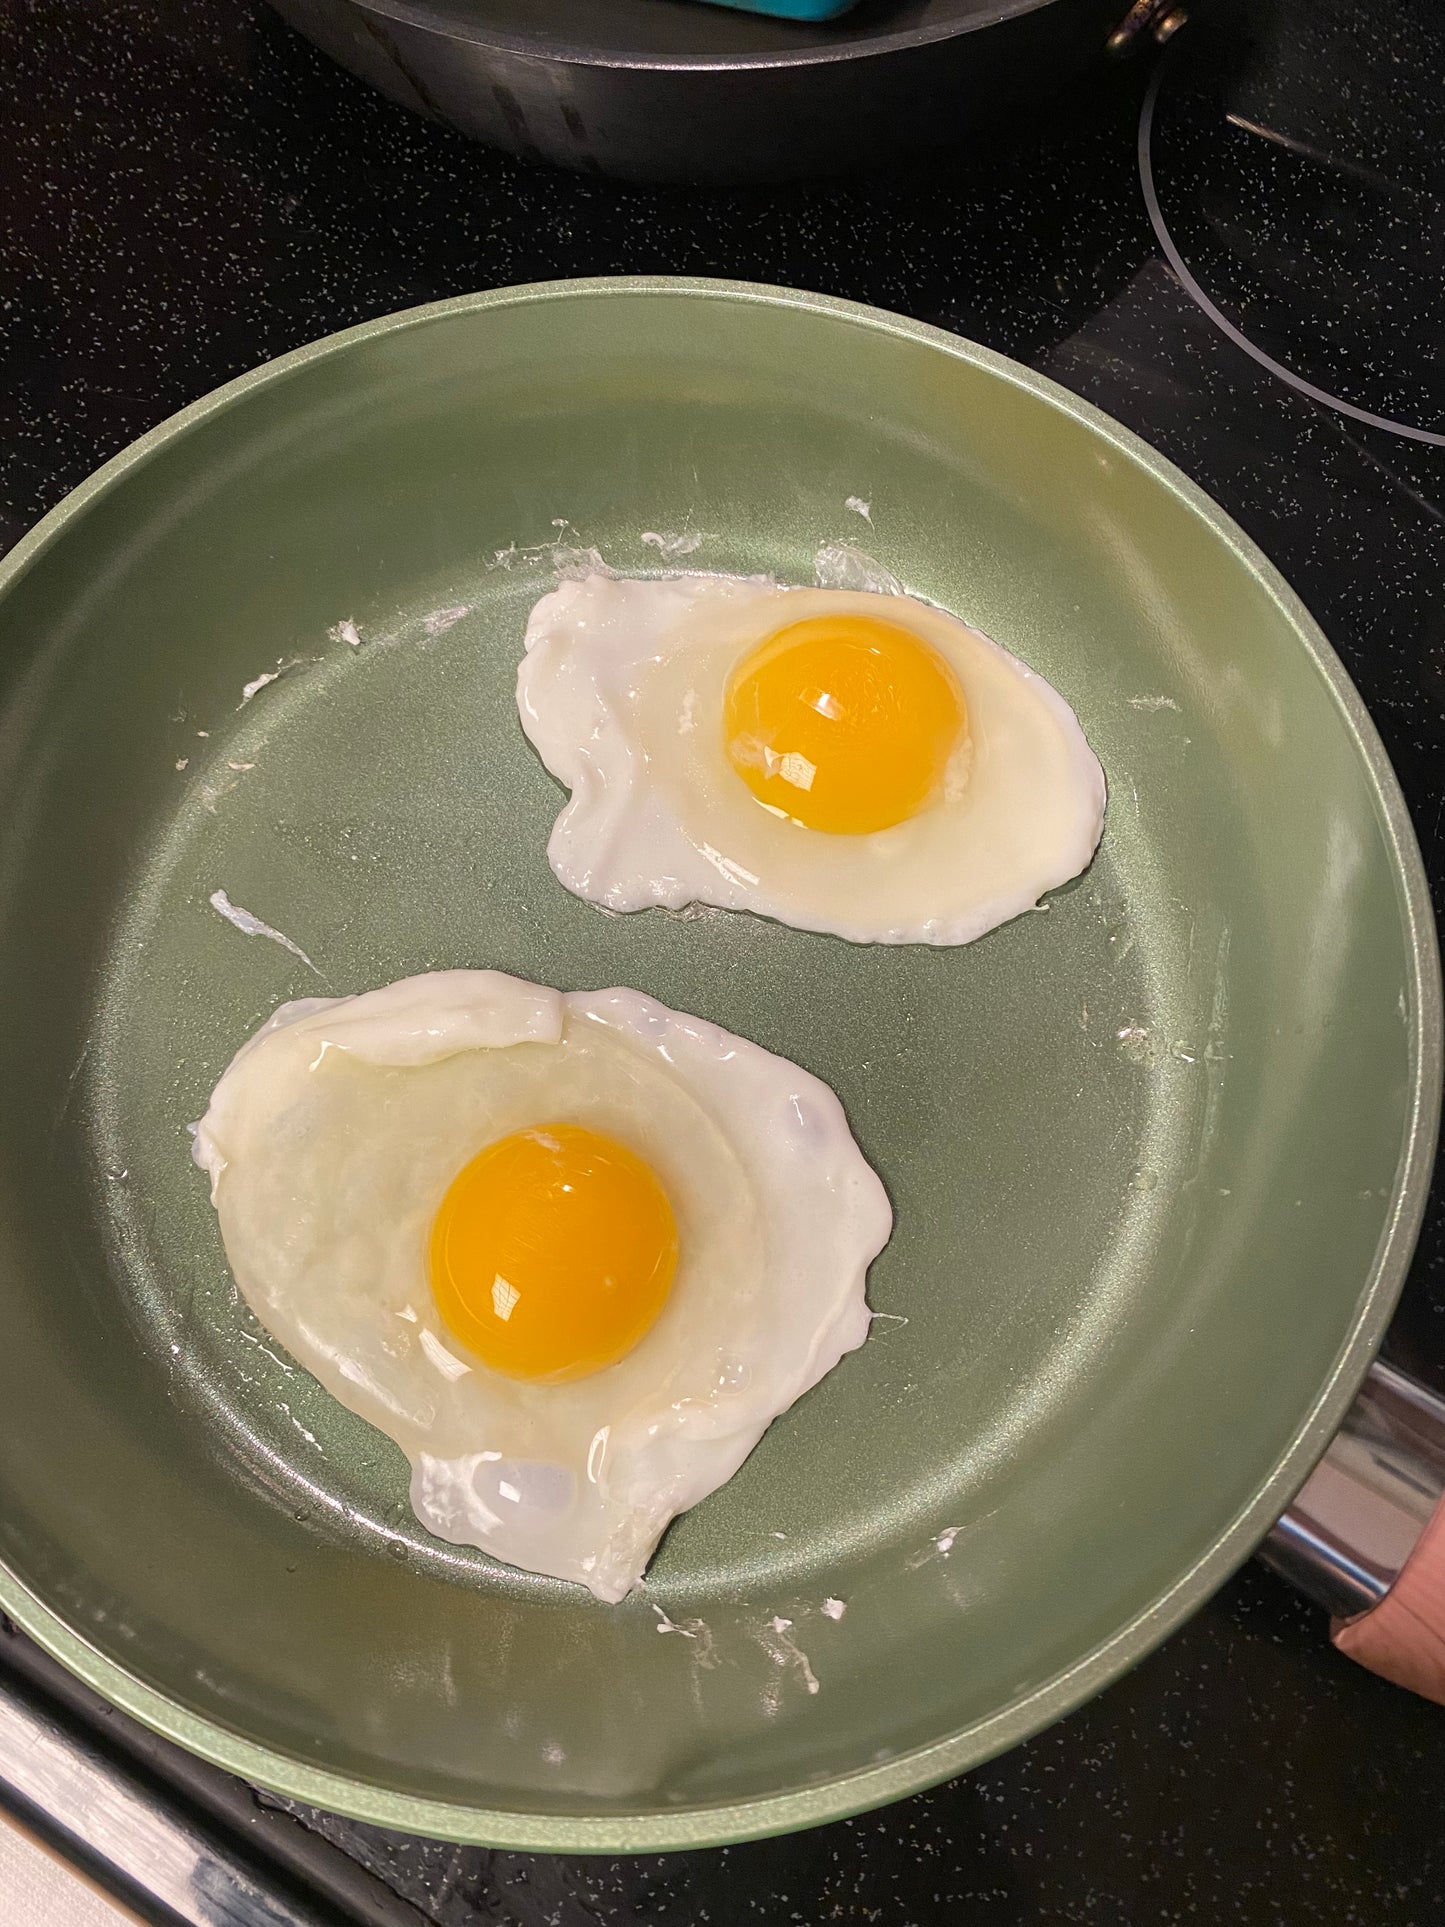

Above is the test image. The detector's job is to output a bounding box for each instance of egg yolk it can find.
[428,1124,678,1384]
[723,614,967,835]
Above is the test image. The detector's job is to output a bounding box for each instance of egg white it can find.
[192,970,891,1602]
[517,573,1106,945]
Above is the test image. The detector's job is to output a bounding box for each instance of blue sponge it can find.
[692,0,863,18]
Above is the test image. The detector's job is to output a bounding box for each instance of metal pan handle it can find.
[1261,1360,1445,1702]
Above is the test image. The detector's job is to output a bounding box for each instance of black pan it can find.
[269,0,1135,182]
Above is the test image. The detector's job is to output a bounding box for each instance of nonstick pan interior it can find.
[0,281,1434,1847]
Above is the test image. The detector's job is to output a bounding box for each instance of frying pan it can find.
[267,0,1132,182]
[0,279,1437,1850]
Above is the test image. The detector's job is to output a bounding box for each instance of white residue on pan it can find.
[175,758,189,771]
[487,521,912,598]
[758,1615,820,1710]
[820,1597,847,1621]
[814,540,903,596]
[641,529,707,559]
[651,1604,719,1668]
[423,604,472,636]
[1115,1024,1157,1066]
[491,519,612,581]
[208,889,320,976]
[1128,693,1181,712]
[326,602,476,655]
[238,658,300,706]
[552,545,612,581]
[906,1525,964,1570]
[278,1402,321,1450]
[869,1310,909,1336]
[199,769,249,816]
[236,1326,296,1376]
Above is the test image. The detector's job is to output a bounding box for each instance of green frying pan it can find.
[0,280,1436,1849]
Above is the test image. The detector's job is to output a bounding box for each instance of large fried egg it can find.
[517,573,1106,945]
[192,971,890,1602]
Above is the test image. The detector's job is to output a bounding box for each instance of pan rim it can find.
[0,276,1438,1851]
[340,0,1063,76]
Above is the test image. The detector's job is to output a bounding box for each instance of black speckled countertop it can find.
[5,1,1445,1921]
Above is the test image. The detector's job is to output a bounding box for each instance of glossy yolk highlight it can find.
[724,613,966,835]
[429,1124,678,1384]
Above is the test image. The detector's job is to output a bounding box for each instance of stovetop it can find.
[4,0,1445,1920]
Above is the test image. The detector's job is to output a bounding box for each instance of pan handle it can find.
[1260,1361,1445,1702]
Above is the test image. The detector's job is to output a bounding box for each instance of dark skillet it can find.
[269,0,1133,181]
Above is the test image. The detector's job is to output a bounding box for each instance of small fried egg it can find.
[517,573,1106,945]
[192,971,890,1601]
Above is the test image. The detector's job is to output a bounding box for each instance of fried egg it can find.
[517,573,1106,945]
[192,971,890,1601]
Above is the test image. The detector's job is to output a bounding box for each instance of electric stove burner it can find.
[1139,0,1445,444]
